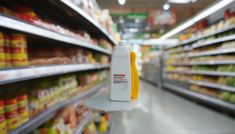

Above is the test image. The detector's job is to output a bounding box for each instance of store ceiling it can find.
[97,0,217,38]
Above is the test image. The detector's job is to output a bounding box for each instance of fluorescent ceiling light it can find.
[118,0,126,5]
[163,3,170,10]
[160,0,234,39]
[168,0,197,4]
[123,39,178,46]
[129,28,139,32]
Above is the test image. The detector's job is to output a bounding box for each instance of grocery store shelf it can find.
[172,60,235,66]
[166,54,186,59]
[163,83,235,112]
[190,70,235,77]
[167,70,235,77]
[188,48,235,58]
[75,113,94,134]
[165,70,190,74]
[60,0,117,46]
[0,14,111,55]
[193,34,235,49]
[0,64,109,85]
[168,48,191,53]
[189,80,235,92]
[10,82,107,134]
[168,25,235,49]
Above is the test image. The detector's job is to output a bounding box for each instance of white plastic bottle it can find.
[110,45,131,102]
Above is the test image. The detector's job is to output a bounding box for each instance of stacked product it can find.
[29,104,91,134]
[29,48,109,66]
[164,7,235,113]
[0,31,110,69]
[69,0,116,36]
[0,4,113,51]
[0,95,30,133]
[82,112,111,134]
[0,70,108,133]
[178,9,235,41]
[0,32,28,68]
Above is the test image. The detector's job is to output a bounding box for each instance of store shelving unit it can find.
[164,83,235,113]
[172,60,235,66]
[189,80,235,92]
[189,48,235,58]
[60,0,116,46]
[0,0,115,133]
[0,64,109,85]
[9,82,107,134]
[0,15,112,55]
[192,34,235,49]
[168,24,235,49]
[166,70,235,77]
[190,70,235,77]
[164,17,235,113]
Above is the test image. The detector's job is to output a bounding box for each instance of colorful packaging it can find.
[0,32,5,68]
[10,34,28,67]
[4,98,17,113]
[0,115,6,134]
[4,98,19,131]
[5,111,19,131]
[0,101,4,115]
[4,34,11,68]
[17,95,29,124]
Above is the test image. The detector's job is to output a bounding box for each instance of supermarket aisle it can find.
[111,80,235,134]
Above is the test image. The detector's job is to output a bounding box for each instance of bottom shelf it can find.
[10,82,107,134]
[163,83,235,113]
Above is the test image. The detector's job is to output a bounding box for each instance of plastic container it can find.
[110,45,131,101]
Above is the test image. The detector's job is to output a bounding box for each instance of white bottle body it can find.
[110,46,131,102]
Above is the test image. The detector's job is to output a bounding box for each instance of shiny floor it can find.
[110,80,235,134]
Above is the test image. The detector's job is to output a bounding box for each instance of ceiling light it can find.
[160,0,234,39]
[129,28,139,33]
[168,0,197,4]
[135,19,140,23]
[118,0,126,5]
[163,3,170,10]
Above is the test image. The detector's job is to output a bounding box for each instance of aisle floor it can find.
[110,80,235,134]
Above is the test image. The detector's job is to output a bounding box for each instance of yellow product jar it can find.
[0,32,5,68]
[4,35,12,68]
[10,34,28,67]
[0,115,6,134]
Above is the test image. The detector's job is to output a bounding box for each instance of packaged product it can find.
[0,32,5,68]
[0,115,7,134]
[4,34,11,68]
[0,101,6,133]
[10,34,28,67]
[4,98,19,131]
[17,95,29,124]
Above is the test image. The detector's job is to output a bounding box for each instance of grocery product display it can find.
[177,9,235,41]
[0,0,117,133]
[164,8,235,113]
[2,0,235,134]
[29,103,111,134]
[0,70,108,133]
[82,111,111,134]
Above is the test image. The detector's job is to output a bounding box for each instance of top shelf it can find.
[0,14,111,55]
[59,0,117,46]
[168,25,235,49]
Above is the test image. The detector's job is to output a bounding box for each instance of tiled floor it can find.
[110,80,235,134]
